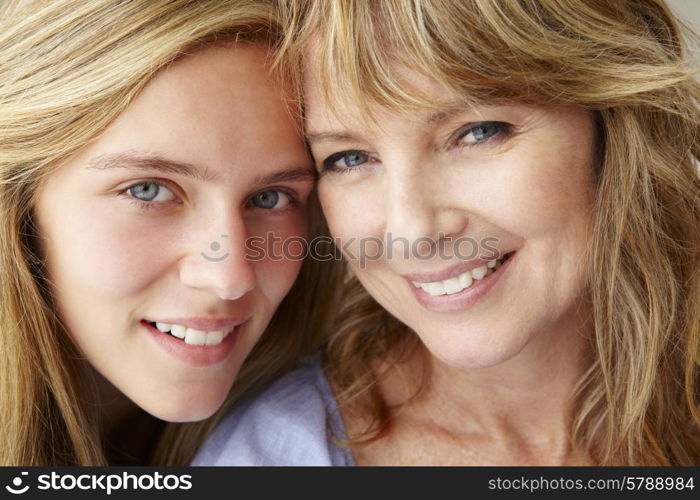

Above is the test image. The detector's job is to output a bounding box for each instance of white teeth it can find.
[151,322,231,346]
[184,329,206,346]
[170,324,186,339]
[155,322,171,333]
[205,331,224,346]
[443,277,462,295]
[412,254,508,297]
[471,265,488,280]
[458,271,473,289]
[424,281,446,296]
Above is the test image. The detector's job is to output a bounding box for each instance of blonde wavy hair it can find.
[0,0,342,465]
[277,0,700,465]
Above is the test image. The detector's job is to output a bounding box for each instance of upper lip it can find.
[143,317,249,332]
[401,251,512,283]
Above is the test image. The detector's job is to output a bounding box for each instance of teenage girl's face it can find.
[305,67,596,371]
[34,44,314,421]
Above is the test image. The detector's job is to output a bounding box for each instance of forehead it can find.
[147,43,279,110]
[106,43,297,149]
[303,56,467,132]
[46,42,308,187]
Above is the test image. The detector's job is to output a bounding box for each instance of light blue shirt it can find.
[191,355,355,466]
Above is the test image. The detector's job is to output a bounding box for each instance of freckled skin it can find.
[35,44,313,422]
[306,66,596,464]
[307,82,595,370]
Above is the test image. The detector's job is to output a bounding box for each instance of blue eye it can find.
[457,122,509,145]
[322,150,370,172]
[250,190,291,210]
[127,182,175,202]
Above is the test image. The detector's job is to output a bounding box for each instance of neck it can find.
[380,298,594,463]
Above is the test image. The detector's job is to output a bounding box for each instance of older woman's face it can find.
[34,44,314,421]
[305,70,596,370]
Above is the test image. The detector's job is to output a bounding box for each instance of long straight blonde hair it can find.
[277,0,700,465]
[0,0,343,465]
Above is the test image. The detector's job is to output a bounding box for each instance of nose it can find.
[383,165,467,255]
[178,213,256,301]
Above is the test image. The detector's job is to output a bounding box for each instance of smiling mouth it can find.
[147,321,235,346]
[410,252,515,296]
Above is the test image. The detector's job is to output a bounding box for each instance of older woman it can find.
[194,0,699,465]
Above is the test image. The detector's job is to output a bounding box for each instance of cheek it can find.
[319,182,384,253]
[482,148,594,308]
[255,258,303,305]
[40,200,172,297]
[475,145,594,242]
[247,213,307,302]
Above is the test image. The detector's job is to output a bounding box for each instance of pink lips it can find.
[409,251,516,313]
[141,317,248,367]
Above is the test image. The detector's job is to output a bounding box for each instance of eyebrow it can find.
[306,109,466,144]
[88,153,215,181]
[427,109,459,123]
[88,153,315,185]
[253,168,316,185]
[305,131,362,144]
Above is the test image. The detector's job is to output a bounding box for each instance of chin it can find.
[420,327,533,371]
[140,390,228,423]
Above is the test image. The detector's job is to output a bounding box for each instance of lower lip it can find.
[142,321,240,367]
[411,252,516,313]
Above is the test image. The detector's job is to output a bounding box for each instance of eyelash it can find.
[122,180,179,212]
[320,151,373,175]
[319,121,513,174]
[451,121,513,150]
[245,188,300,213]
[121,180,300,213]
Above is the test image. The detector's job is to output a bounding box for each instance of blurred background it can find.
[668,0,700,35]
